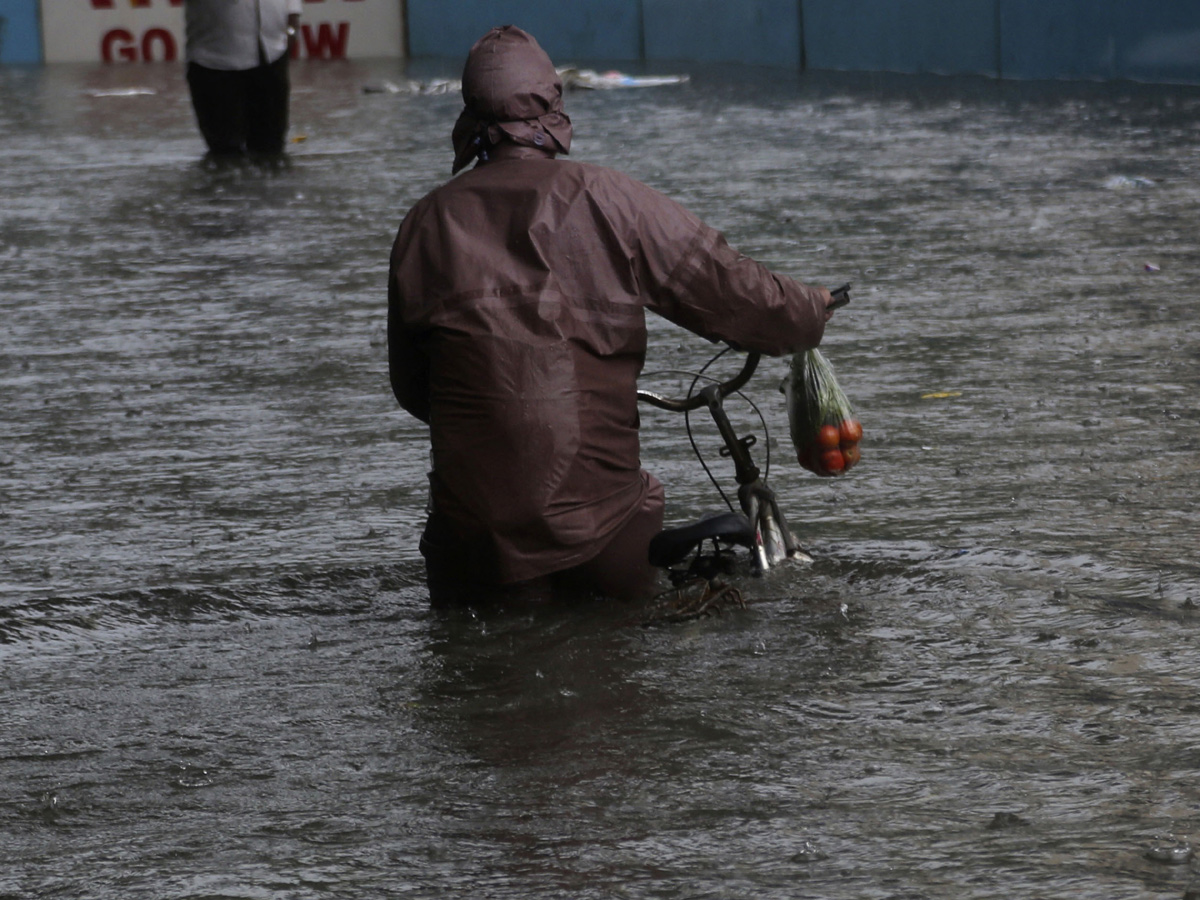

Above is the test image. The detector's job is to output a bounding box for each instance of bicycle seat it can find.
[648,511,756,567]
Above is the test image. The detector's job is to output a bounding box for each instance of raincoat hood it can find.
[451,26,573,174]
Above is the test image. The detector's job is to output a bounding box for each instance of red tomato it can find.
[821,448,845,473]
[817,424,841,450]
[842,444,861,469]
[839,418,863,445]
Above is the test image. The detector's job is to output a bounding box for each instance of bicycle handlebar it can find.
[637,351,761,412]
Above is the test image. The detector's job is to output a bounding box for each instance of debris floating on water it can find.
[643,577,745,625]
[363,78,461,95]
[558,68,690,90]
[986,812,1030,830]
[86,88,157,98]
[363,68,689,96]
[1145,840,1194,865]
[1103,174,1156,189]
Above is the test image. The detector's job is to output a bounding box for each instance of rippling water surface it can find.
[2,58,1200,899]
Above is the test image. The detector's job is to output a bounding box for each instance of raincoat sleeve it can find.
[618,176,830,356]
[387,255,431,425]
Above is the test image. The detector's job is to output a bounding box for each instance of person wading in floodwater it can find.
[387,25,840,606]
[183,0,301,159]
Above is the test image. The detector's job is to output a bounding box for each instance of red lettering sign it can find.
[141,27,177,61]
[294,22,351,60]
[91,0,183,7]
[101,28,137,61]
[100,27,178,62]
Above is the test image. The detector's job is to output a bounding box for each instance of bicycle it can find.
[638,284,851,591]
[637,347,812,587]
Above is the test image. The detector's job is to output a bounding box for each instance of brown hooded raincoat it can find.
[389,26,833,595]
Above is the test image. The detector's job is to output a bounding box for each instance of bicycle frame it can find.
[638,352,811,575]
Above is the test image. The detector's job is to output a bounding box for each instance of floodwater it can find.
[3,56,1200,899]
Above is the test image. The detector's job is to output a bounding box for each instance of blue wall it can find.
[405,0,1200,86]
[802,0,1200,83]
[405,0,803,68]
[405,0,642,61]
[999,0,1200,83]
[803,0,998,76]
[0,0,41,64]
[643,0,801,68]
[8,0,1199,84]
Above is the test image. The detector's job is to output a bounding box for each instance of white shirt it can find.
[185,0,303,71]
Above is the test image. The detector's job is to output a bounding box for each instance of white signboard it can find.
[41,0,404,63]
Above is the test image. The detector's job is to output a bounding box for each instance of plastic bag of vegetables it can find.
[780,348,862,477]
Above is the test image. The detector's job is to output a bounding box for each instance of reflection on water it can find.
[2,59,1200,899]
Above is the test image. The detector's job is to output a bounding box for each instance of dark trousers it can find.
[186,54,290,157]
[423,475,666,607]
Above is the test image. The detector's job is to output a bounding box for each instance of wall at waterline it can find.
[404,0,1200,86]
[643,0,802,69]
[0,0,41,64]
[10,0,1200,86]
[406,0,642,61]
[802,0,999,77]
[998,0,1200,84]
[404,0,804,68]
[802,0,1200,84]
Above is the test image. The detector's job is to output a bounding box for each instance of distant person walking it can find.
[184,0,302,158]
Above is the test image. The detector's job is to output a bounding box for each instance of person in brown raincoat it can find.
[388,26,838,605]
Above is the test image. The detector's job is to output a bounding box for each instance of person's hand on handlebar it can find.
[821,289,837,322]
[824,283,851,321]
